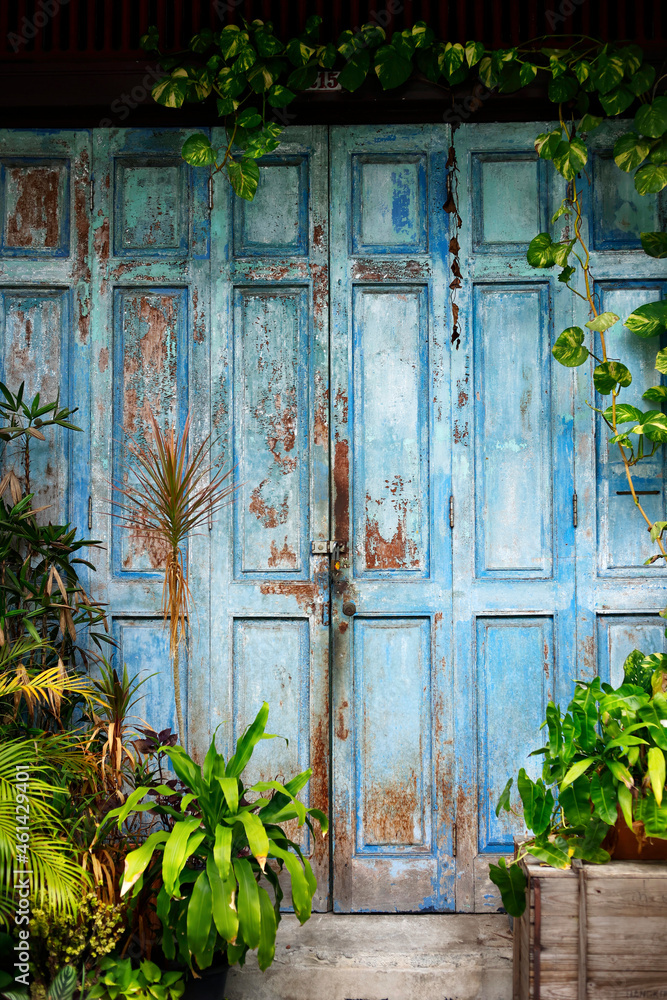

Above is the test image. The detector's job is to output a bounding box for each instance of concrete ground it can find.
[226,913,513,1000]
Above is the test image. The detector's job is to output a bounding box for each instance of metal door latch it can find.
[311,540,343,555]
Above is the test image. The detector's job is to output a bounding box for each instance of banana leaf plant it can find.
[490,649,667,917]
[108,702,327,973]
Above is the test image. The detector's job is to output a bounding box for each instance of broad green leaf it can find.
[162,817,203,897]
[553,327,589,367]
[226,702,270,777]
[232,44,257,74]
[561,757,595,789]
[635,97,667,138]
[181,133,216,167]
[585,311,620,332]
[517,769,553,835]
[165,746,203,795]
[478,56,498,90]
[269,840,313,923]
[606,733,649,748]
[488,857,526,917]
[613,132,651,172]
[374,44,412,90]
[625,301,667,337]
[548,74,578,103]
[579,113,603,132]
[634,790,667,837]
[648,746,666,806]
[214,823,233,881]
[226,158,260,202]
[219,25,245,61]
[560,775,592,826]
[574,60,591,84]
[635,164,667,196]
[650,518,667,540]
[206,855,238,944]
[257,886,277,971]
[495,777,513,816]
[553,138,588,180]
[559,265,576,284]
[441,42,465,80]
[234,857,262,948]
[594,361,632,395]
[527,232,554,267]
[592,54,624,94]
[656,348,667,375]
[267,84,296,107]
[139,960,161,984]
[526,840,570,868]
[317,43,337,69]
[121,831,169,897]
[617,781,634,827]
[286,61,319,92]
[232,810,270,870]
[152,70,190,109]
[140,26,160,51]
[465,40,485,67]
[217,776,239,815]
[237,107,262,129]
[337,50,370,91]
[629,62,656,96]
[552,238,576,266]
[607,758,635,788]
[187,870,213,962]
[286,38,316,68]
[641,232,667,258]
[535,129,562,160]
[630,410,667,443]
[110,785,152,827]
[590,770,618,824]
[602,403,643,424]
[552,199,571,223]
[520,63,537,86]
[600,86,634,116]
[254,28,284,58]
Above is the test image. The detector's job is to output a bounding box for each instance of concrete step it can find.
[226,913,513,1000]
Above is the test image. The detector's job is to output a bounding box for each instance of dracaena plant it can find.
[112,411,236,742]
[490,649,667,917]
[109,702,327,974]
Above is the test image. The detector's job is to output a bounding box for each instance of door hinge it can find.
[208,174,213,212]
[449,495,455,529]
[89,177,94,213]
[573,491,578,528]
[452,821,457,857]
[88,495,93,531]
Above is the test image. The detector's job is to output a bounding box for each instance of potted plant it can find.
[109,701,327,994]
[490,647,667,916]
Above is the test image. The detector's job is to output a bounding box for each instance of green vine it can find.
[141,19,666,200]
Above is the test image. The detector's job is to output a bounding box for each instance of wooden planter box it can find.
[513,851,667,999]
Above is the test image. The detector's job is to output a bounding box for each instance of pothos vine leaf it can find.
[553,327,589,367]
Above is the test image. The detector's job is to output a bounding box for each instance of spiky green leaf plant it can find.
[112,412,236,741]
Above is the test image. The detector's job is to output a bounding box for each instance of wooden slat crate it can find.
[513,851,667,999]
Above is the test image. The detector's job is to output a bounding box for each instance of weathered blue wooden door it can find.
[330,126,455,911]
[3,123,666,917]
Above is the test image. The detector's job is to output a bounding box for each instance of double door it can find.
[0,123,665,912]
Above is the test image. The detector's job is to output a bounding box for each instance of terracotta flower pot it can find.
[601,806,667,860]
